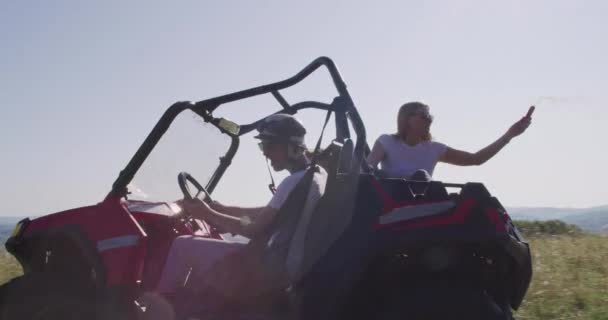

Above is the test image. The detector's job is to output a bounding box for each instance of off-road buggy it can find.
[1,57,531,320]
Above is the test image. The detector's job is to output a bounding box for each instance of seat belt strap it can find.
[310,110,332,167]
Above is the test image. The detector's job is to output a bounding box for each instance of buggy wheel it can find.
[369,288,515,320]
[0,275,96,320]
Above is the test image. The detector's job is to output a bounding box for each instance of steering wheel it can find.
[177,172,212,202]
[177,172,227,235]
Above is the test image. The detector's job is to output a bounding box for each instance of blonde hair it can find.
[393,101,433,141]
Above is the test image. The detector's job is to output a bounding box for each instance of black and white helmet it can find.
[254,114,307,149]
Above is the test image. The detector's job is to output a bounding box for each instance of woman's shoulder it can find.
[426,140,448,153]
[426,140,446,147]
[376,133,398,145]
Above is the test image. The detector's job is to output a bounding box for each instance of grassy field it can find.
[1,233,606,319]
[514,234,608,320]
[0,250,22,285]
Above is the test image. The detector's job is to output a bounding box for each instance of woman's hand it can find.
[505,106,534,139]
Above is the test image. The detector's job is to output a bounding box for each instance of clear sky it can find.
[1,1,607,217]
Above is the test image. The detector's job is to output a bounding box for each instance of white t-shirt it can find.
[266,167,327,281]
[375,134,447,178]
[268,170,306,210]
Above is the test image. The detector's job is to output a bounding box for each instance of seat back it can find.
[290,139,363,284]
[313,138,353,191]
[336,138,354,174]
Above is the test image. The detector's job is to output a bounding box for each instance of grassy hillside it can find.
[0,225,606,319]
[508,206,608,234]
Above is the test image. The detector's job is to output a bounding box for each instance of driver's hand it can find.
[209,200,225,211]
[182,198,213,220]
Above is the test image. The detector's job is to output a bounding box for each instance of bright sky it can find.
[1,1,607,217]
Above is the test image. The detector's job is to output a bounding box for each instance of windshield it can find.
[128,110,230,202]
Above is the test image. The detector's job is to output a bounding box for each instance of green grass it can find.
[0,250,22,285]
[515,234,608,320]
[1,234,606,319]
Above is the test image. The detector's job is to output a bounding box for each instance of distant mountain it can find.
[561,210,608,234]
[508,205,608,234]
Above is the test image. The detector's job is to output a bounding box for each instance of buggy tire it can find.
[369,286,515,320]
[0,274,97,320]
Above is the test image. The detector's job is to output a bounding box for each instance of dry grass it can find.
[0,250,22,285]
[515,234,608,320]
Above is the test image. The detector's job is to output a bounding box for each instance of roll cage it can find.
[109,56,369,198]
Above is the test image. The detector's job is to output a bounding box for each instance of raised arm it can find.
[440,107,533,166]
[440,135,512,166]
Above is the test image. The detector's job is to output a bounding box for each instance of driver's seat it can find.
[176,160,328,313]
[279,139,355,283]
[175,139,354,318]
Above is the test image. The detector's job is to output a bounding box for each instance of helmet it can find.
[254,114,307,148]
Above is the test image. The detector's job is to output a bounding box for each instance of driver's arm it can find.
[209,202,265,218]
[186,170,299,237]
[183,200,277,238]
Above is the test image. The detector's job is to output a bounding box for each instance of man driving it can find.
[156,114,327,294]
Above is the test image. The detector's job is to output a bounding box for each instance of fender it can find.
[6,222,106,289]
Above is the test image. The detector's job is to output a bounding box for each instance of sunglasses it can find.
[258,141,278,152]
